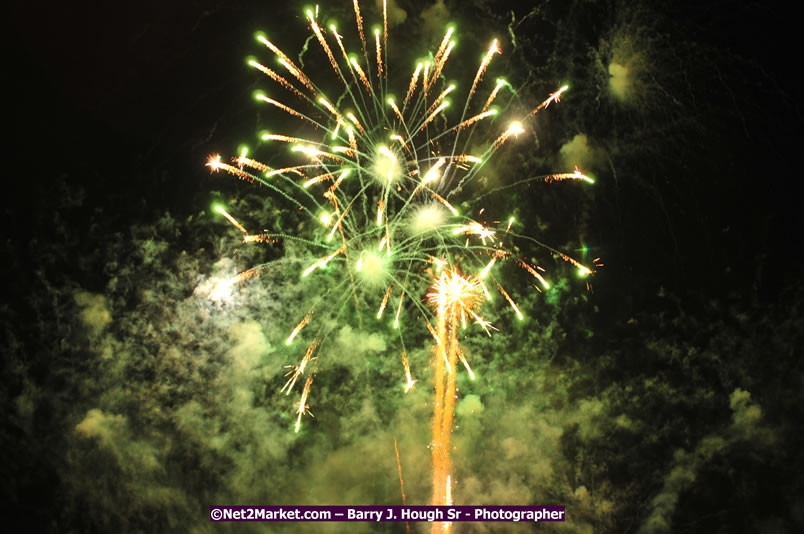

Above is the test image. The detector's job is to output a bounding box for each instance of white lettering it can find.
[347,509,383,521]
[401,508,444,521]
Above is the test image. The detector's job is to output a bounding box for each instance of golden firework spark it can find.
[427,269,488,518]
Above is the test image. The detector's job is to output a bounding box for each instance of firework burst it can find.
[206,0,594,508]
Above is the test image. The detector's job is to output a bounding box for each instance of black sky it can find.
[7,0,801,298]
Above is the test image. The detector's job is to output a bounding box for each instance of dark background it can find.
[8,0,801,300]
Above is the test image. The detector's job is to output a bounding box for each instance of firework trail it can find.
[426,269,485,531]
[394,437,410,533]
[206,0,595,509]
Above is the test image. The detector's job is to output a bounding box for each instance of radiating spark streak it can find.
[555,252,594,275]
[479,280,491,301]
[479,257,496,278]
[324,169,349,198]
[330,24,358,86]
[332,146,356,157]
[526,84,569,119]
[265,166,307,178]
[401,350,416,392]
[453,222,496,244]
[458,350,475,379]
[428,40,455,91]
[282,340,318,395]
[429,191,459,216]
[394,438,407,504]
[518,259,551,289]
[388,98,405,123]
[286,312,313,345]
[434,26,455,67]
[506,216,515,232]
[495,282,523,320]
[352,0,367,60]
[419,101,449,131]
[490,121,525,151]
[207,154,262,183]
[346,125,358,153]
[377,285,394,319]
[377,228,391,256]
[429,26,455,90]
[482,78,507,112]
[442,348,452,374]
[256,36,315,91]
[303,247,345,276]
[307,11,341,77]
[318,97,348,127]
[453,154,482,164]
[206,156,265,185]
[208,267,263,301]
[374,28,383,79]
[468,308,497,335]
[394,290,405,328]
[256,95,317,126]
[248,60,307,99]
[425,321,441,345]
[327,206,351,242]
[469,39,499,98]
[242,234,276,244]
[403,63,423,110]
[544,168,595,183]
[235,154,271,172]
[422,158,446,184]
[452,109,497,130]
[214,206,248,234]
[346,112,366,135]
[426,85,455,118]
[377,199,385,226]
[390,133,407,148]
[260,133,314,145]
[383,0,389,64]
[303,171,339,188]
[292,144,346,163]
[277,58,316,93]
[350,56,373,93]
[294,375,314,433]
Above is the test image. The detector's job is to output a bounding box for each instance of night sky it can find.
[3,0,802,532]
